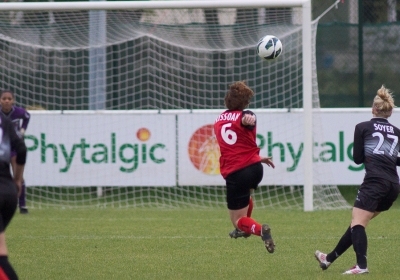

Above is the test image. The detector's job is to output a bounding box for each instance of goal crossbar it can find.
[0,0,309,11]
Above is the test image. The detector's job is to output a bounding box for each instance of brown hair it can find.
[224,81,254,110]
[373,85,395,118]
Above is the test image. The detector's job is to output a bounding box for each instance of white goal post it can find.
[0,0,347,211]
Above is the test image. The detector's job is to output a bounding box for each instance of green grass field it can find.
[7,188,400,280]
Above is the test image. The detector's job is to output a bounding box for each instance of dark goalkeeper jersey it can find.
[353,117,400,183]
[0,106,30,137]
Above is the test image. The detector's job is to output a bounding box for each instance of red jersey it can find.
[214,110,261,178]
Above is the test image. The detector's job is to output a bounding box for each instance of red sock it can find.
[247,197,253,217]
[0,256,18,280]
[237,217,262,236]
[0,268,8,280]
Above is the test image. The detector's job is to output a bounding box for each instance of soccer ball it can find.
[256,35,282,60]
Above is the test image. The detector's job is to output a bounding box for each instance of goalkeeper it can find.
[214,81,275,253]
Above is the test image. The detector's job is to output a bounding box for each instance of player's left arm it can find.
[395,129,400,166]
[241,110,256,129]
[20,109,31,136]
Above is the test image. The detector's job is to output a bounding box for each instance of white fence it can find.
[24,108,393,186]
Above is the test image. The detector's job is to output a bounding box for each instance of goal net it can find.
[0,0,349,210]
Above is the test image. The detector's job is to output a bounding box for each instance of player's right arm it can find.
[260,156,275,168]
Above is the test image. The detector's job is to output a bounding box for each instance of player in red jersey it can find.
[214,81,275,253]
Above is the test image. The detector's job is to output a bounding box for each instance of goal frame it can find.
[0,0,314,211]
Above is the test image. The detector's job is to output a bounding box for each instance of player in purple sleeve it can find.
[0,90,30,214]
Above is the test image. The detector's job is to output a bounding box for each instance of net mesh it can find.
[0,3,349,210]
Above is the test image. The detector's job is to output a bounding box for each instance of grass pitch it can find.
[7,192,400,280]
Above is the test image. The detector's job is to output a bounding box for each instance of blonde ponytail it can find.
[372,85,395,118]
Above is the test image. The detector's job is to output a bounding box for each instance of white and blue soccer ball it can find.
[256,35,282,61]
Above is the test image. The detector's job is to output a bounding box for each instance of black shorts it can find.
[225,162,263,210]
[0,178,18,232]
[354,178,400,212]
